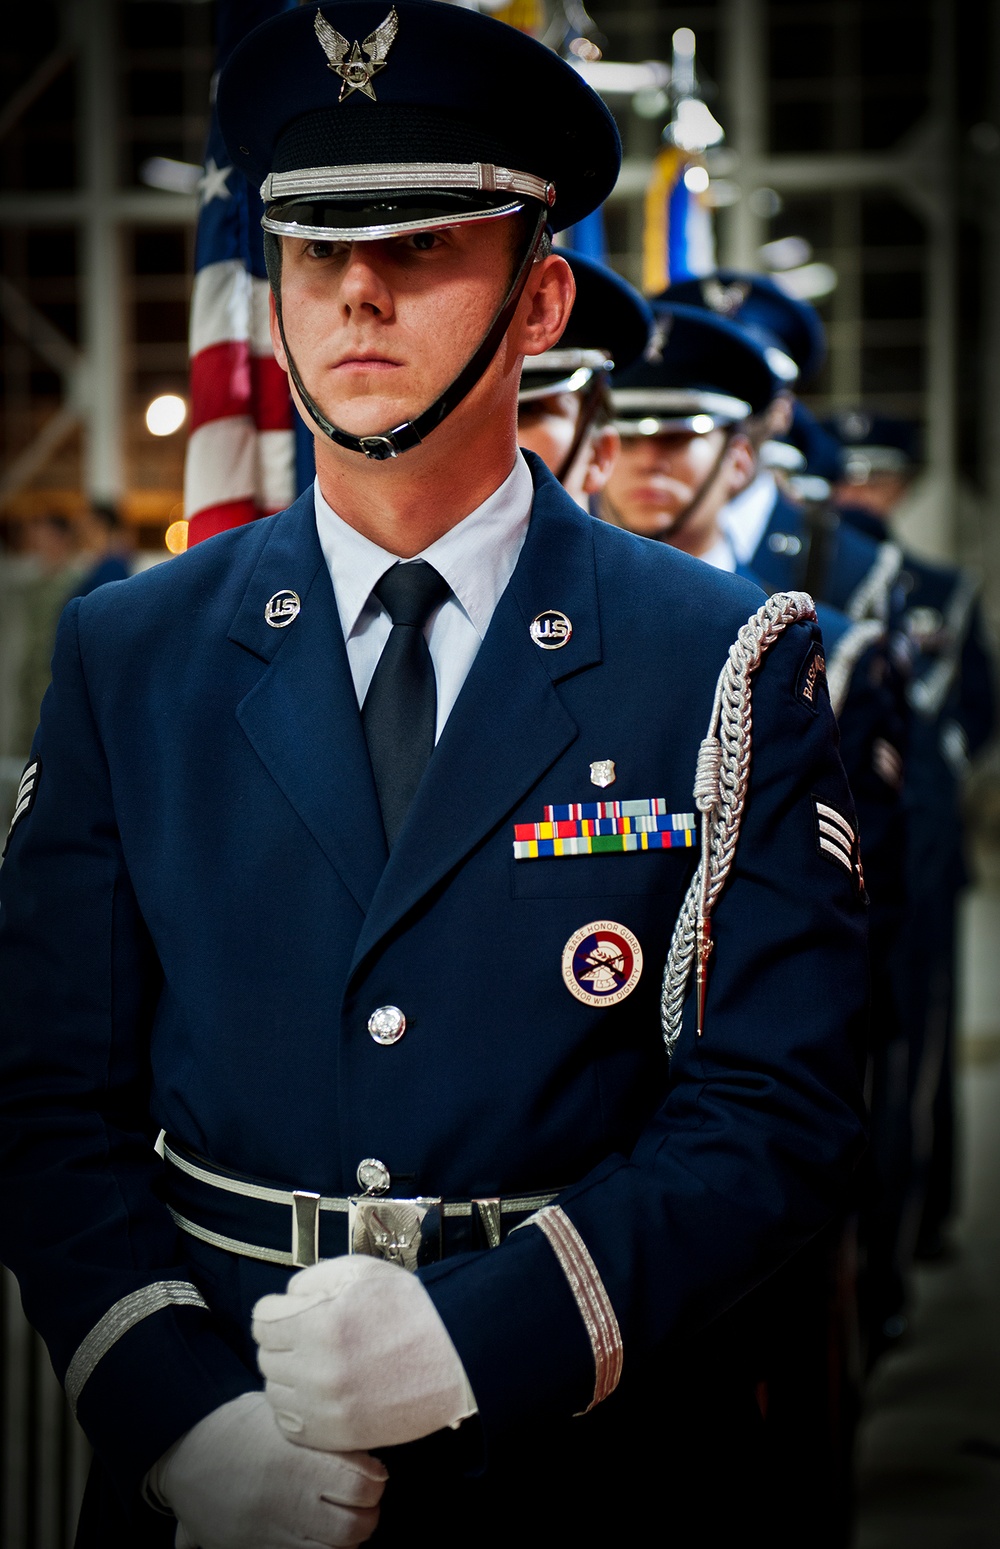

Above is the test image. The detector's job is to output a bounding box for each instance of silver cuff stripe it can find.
[260,161,553,205]
[65,1281,208,1414]
[527,1205,623,1412]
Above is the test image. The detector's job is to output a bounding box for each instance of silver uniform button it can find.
[368,1005,406,1045]
[357,1158,391,1194]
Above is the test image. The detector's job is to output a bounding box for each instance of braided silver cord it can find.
[660,591,818,1055]
[826,617,884,718]
[845,540,902,625]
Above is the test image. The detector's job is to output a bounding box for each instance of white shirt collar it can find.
[314,452,534,642]
[699,533,737,572]
[721,469,778,565]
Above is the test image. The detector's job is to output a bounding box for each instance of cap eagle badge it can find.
[701,278,751,318]
[314,7,399,103]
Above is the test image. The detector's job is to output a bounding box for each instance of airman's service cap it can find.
[519,254,653,404]
[217,1,621,242]
[611,303,778,436]
[663,271,826,388]
[823,410,921,476]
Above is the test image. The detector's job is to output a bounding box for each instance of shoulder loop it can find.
[846,540,902,625]
[826,617,885,718]
[660,590,818,1056]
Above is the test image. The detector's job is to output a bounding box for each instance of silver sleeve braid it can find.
[660,591,818,1056]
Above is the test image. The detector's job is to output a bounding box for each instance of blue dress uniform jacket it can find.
[0,458,868,1543]
[746,488,897,620]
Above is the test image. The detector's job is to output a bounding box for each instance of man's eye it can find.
[305,241,338,259]
[410,231,441,251]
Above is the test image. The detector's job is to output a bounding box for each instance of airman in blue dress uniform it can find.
[665,272,904,627]
[0,7,868,1546]
[516,251,652,504]
[829,411,997,1330]
[602,303,904,1546]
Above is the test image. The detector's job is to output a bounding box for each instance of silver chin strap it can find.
[269,201,550,461]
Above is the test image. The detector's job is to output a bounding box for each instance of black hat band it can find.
[264,195,525,242]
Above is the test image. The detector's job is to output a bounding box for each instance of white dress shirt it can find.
[720,468,778,566]
[698,533,737,572]
[314,452,533,742]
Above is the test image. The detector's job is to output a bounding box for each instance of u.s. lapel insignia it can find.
[314,7,399,102]
[264,590,301,628]
[562,921,643,1008]
[530,610,572,650]
[589,759,616,788]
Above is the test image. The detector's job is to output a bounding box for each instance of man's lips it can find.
[332,355,403,371]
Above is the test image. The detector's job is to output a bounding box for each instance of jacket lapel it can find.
[749,491,804,594]
[229,494,388,914]
[349,464,602,975]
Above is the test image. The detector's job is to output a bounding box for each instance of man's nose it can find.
[339,244,395,318]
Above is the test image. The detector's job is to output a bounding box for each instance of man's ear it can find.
[582,427,621,495]
[516,253,576,359]
[724,432,756,498]
[269,290,289,374]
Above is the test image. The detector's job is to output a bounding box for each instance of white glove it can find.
[252,1255,478,1453]
[150,1390,387,1549]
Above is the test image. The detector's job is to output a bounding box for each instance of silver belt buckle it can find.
[348,1195,443,1271]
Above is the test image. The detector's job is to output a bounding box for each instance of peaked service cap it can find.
[611,303,779,435]
[519,253,654,402]
[663,270,826,388]
[217,1,622,241]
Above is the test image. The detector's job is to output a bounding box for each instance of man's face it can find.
[517,391,581,478]
[834,471,910,520]
[271,222,521,439]
[602,427,728,539]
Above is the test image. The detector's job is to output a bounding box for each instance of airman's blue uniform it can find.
[0,6,869,1544]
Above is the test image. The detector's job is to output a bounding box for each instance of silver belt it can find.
[164,1141,557,1271]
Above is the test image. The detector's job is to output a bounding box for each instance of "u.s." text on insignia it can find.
[314,7,399,103]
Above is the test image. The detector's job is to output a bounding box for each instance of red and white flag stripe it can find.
[184,259,296,546]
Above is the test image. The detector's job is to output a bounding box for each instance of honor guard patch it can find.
[797,643,828,710]
[562,921,643,1008]
[3,760,40,856]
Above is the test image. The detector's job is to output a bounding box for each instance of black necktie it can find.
[362,560,451,848]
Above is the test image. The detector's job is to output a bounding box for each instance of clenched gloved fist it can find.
[252,1254,478,1453]
[149,1390,387,1549]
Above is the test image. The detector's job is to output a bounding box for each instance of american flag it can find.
[184,0,308,548]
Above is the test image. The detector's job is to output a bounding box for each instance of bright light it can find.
[774,262,838,301]
[683,165,710,194]
[638,418,661,436]
[672,97,725,152]
[139,156,202,195]
[759,235,813,272]
[164,520,189,554]
[146,395,187,436]
[672,27,696,58]
[691,414,715,434]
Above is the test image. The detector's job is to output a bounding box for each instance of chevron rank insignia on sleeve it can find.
[814,796,864,892]
[3,760,40,857]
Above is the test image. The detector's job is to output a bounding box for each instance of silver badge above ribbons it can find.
[264,590,301,628]
[590,760,616,788]
[314,7,399,103]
